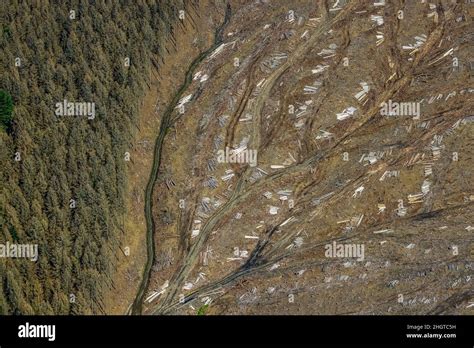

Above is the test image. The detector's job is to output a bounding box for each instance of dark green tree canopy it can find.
[0,89,13,131]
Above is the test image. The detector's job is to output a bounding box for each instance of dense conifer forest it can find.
[0,0,199,314]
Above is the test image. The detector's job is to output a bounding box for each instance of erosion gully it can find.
[130,3,232,315]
